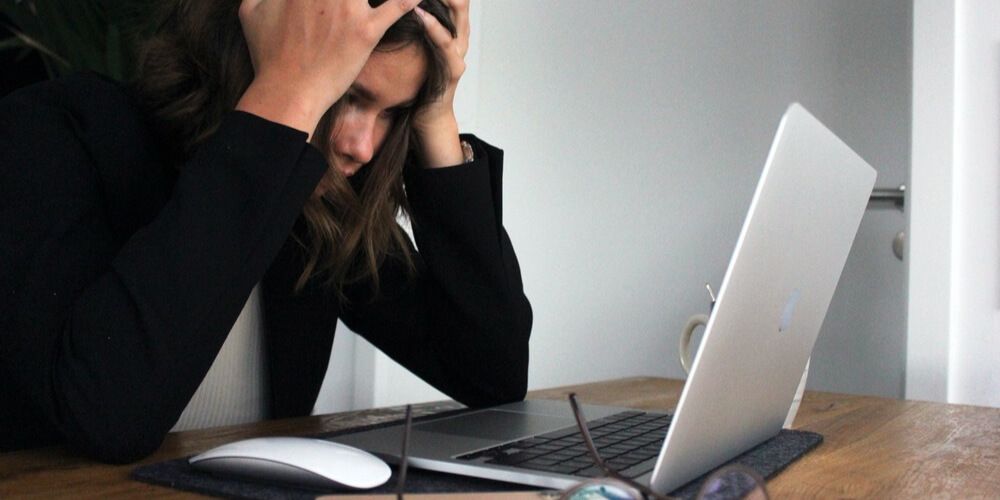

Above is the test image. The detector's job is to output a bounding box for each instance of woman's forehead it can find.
[352,44,428,108]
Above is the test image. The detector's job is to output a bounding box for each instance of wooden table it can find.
[2,377,999,498]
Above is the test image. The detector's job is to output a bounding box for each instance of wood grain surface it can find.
[2,377,998,498]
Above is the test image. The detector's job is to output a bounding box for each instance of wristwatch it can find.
[461,140,474,164]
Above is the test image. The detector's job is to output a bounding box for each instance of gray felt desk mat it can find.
[131,412,822,499]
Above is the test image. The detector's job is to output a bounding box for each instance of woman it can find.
[0,0,531,463]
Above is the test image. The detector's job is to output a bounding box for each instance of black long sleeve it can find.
[0,76,326,462]
[342,138,532,407]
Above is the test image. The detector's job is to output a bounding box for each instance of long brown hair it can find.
[134,0,456,298]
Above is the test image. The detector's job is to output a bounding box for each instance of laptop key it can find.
[592,436,618,447]
[533,443,563,452]
[521,455,562,464]
[607,457,642,469]
[604,445,635,456]
[550,437,581,447]
[518,460,562,471]
[575,466,604,478]
[619,458,658,479]
[518,438,551,447]
[618,411,646,418]
[563,458,594,470]
[633,435,663,445]
[548,463,583,475]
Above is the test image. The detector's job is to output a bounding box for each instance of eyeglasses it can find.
[393,397,768,500]
[559,393,768,500]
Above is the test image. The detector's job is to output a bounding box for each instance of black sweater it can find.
[0,74,532,463]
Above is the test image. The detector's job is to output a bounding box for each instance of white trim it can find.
[946,0,1000,407]
[906,0,955,402]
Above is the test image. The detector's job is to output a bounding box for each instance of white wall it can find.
[475,0,912,397]
[317,1,915,411]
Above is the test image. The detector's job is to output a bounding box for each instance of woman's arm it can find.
[0,0,423,462]
[339,136,532,407]
[342,3,531,405]
[0,78,325,462]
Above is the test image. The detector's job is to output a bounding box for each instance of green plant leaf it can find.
[7,29,68,70]
[2,0,154,80]
[32,1,101,74]
[1,4,45,41]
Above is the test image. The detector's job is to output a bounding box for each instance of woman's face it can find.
[313,43,428,197]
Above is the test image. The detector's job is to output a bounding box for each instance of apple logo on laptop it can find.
[779,289,801,333]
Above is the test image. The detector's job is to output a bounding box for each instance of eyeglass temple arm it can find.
[395,405,413,500]
[568,393,615,475]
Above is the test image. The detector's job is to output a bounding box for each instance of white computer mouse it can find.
[189,436,391,490]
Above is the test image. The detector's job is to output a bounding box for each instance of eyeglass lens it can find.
[696,466,769,500]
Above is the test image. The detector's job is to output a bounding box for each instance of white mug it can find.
[678,314,709,375]
[678,313,810,429]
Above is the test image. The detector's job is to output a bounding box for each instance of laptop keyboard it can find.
[455,410,672,478]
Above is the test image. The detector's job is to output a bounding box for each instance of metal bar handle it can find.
[869,184,905,210]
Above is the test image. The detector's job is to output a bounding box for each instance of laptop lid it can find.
[331,103,876,494]
[649,102,876,492]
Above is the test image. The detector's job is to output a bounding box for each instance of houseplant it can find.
[0,0,155,81]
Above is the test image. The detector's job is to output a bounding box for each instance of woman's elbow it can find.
[465,333,530,407]
[496,299,532,404]
[459,374,527,409]
[69,425,166,464]
[56,408,170,464]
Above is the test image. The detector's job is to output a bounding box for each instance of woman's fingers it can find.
[421,0,469,56]
[415,5,466,69]
[409,0,467,158]
[443,0,470,50]
[370,0,422,41]
[416,6,453,47]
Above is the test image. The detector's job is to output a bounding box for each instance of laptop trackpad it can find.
[415,410,576,441]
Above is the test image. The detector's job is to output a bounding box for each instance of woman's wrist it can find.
[235,80,328,140]
[415,113,464,168]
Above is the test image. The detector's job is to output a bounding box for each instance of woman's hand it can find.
[235,0,419,138]
[413,0,469,168]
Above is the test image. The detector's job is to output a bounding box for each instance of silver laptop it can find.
[331,103,877,494]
